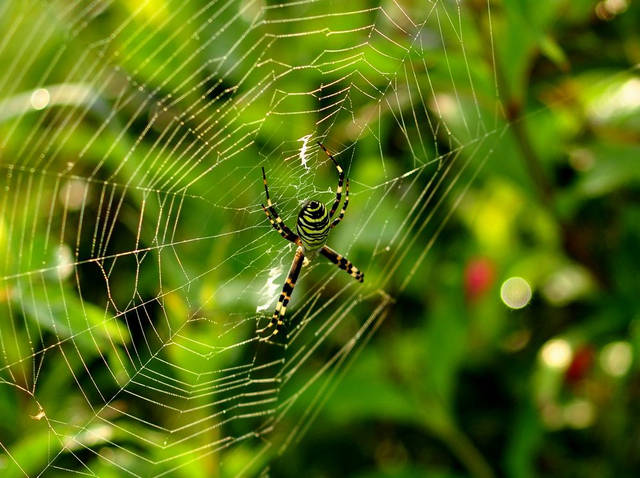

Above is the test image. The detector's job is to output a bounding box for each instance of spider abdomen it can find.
[296,200,330,251]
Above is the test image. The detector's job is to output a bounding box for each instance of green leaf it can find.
[13,280,130,351]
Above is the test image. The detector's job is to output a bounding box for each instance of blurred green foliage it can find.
[0,0,639,477]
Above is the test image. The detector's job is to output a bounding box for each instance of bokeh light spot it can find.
[30,88,50,110]
[595,0,628,20]
[500,276,532,309]
[605,0,628,15]
[600,341,633,377]
[59,178,88,211]
[564,399,596,429]
[542,265,592,306]
[54,245,74,280]
[540,338,573,369]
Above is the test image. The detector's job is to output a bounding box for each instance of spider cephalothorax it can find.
[258,142,364,342]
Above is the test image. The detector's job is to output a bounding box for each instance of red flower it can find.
[565,345,594,384]
[464,257,496,303]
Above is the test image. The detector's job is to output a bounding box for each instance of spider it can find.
[258,141,364,341]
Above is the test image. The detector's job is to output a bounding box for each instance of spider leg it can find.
[320,245,364,283]
[330,178,349,228]
[317,142,344,219]
[258,246,305,341]
[261,203,299,244]
[261,167,299,244]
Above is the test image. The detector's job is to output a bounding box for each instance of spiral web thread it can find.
[0,0,506,475]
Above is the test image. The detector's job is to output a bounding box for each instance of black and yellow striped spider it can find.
[258,142,364,341]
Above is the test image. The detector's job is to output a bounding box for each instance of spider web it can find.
[0,0,507,475]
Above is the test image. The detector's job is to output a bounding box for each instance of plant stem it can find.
[438,424,496,478]
[506,107,556,212]
[467,1,556,215]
